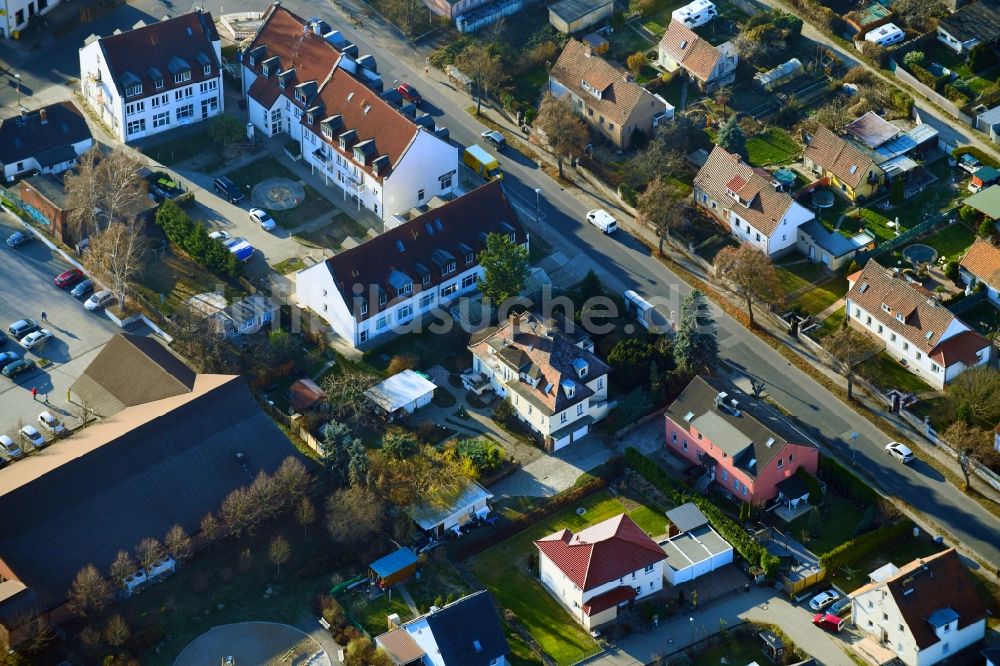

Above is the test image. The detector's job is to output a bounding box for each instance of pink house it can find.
[664,376,819,505]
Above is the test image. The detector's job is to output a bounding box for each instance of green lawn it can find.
[142,128,215,166]
[785,502,866,556]
[363,325,472,375]
[469,491,666,665]
[693,638,770,666]
[512,66,549,107]
[827,534,946,593]
[859,351,933,394]
[813,308,846,338]
[271,257,307,274]
[344,587,415,636]
[924,223,976,261]
[790,277,848,316]
[746,128,800,167]
[223,157,337,229]
[842,208,897,244]
[639,0,685,36]
[775,261,826,297]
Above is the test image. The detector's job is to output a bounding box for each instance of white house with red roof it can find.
[535,514,665,630]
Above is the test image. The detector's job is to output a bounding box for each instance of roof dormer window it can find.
[580,80,603,100]
[882,303,890,313]
[896,313,904,323]
[175,70,191,84]
[203,64,212,76]
[360,300,368,316]
[154,78,164,89]
[379,291,387,306]
[126,83,143,97]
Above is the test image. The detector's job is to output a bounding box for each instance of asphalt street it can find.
[1,0,998,566]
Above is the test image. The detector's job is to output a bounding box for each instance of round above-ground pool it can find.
[902,243,937,265]
[812,189,835,209]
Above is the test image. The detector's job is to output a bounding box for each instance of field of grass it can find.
[693,638,770,666]
[924,222,975,261]
[785,501,866,556]
[469,491,666,665]
[142,128,215,166]
[842,208,897,244]
[826,534,946,593]
[746,128,800,167]
[813,308,846,338]
[641,0,687,36]
[859,351,933,394]
[223,158,336,229]
[775,261,826,297]
[790,276,848,316]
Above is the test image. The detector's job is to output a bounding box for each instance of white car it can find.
[85,290,115,311]
[886,441,915,463]
[249,208,276,232]
[586,209,618,234]
[0,434,24,460]
[809,589,840,611]
[209,230,232,241]
[37,411,65,437]
[20,329,52,350]
[19,424,46,449]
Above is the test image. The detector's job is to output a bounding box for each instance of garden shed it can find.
[364,369,436,418]
[369,548,419,588]
[548,0,613,34]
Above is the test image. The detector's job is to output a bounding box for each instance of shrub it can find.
[457,438,505,474]
[944,260,959,281]
[902,50,925,67]
[492,399,515,426]
[968,42,998,74]
[980,218,995,239]
[154,200,241,277]
[619,183,638,207]
[819,519,914,571]
[851,505,877,537]
[386,353,419,375]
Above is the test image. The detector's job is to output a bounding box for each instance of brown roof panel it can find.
[376,627,426,663]
[960,237,1000,291]
[803,126,878,189]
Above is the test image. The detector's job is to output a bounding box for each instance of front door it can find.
[201,99,211,120]
[808,245,815,260]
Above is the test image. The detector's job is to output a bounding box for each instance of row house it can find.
[79,11,223,143]
[294,181,525,347]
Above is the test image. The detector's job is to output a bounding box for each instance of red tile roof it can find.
[535,514,665,592]
[930,330,991,367]
[582,586,636,616]
[960,237,1000,292]
[245,5,340,110]
[658,20,730,83]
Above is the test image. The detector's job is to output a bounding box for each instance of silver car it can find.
[19,425,46,449]
[37,411,65,437]
[85,290,115,312]
[0,434,24,459]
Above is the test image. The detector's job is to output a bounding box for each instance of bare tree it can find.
[714,245,782,327]
[99,149,148,224]
[220,486,254,538]
[823,325,881,400]
[135,537,166,577]
[325,485,385,549]
[200,511,223,545]
[269,535,292,575]
[296,497,317,539]
[322,367,380,429]
[104,613,130,650]
[68,564,112,617]
[109,550,138,589]
[84,216,147,309]
[944,421,991,490]
[533,92,589,178]
[64,146,103,241]
[247,470,278,525]
[637,177,691,254]
[272,456,311,508]
[165,524,193,563]
[64,147,148,242]
[455,43,506,115]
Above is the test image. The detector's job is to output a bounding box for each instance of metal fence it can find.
[853,210,954,264]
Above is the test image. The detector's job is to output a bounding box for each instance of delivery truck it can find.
[464,144,503,181]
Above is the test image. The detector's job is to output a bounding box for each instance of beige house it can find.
[803,126,884,202]
[657,20,738,92]
[549,39,673,149]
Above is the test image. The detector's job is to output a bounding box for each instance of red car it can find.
[812,612,846,633]
[396,83,423,105]
[54,268,85,289]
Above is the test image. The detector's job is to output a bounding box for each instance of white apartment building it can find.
[294,181,525,348]
[850,549,986,666]
[536,514,666,630]
[466,311,612,451]
[79,11,223,143]
[846,259,994,389]
[2,0,58,40]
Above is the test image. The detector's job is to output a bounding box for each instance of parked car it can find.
[812,612,846,633]
[396,82,423,105]
[586,209,618,234]
[886,441,915,464]
[37,411,65,437]
[55,268,85,289]
[829,596,851,616]
[8,318,39,339]
[19,425,46,449]
[71,279,94,300]
[209,230,232,242]
[85,290,115,312]
[0,350,19,371]
[808,590,841,611]
[249,208,276,232]
[213,176,244,204]
[2,358,36,378]
[0,434,24,460]
[20,329,52,350]
[6,231,32,248]
[480,129,506,151]
[0,330,6,346]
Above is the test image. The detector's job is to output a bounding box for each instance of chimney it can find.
[584,44,592,57]
[39,108,47,124]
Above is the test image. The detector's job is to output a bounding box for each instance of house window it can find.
[126,119,146,136]
[398,304,413,321]
[125,83,143,97]
[419,293,433,309]
[441,283,458,297]
[398,283,412,297]
[931,363,940,372]
[733,477,739,489]
[442,262,456,276]
[609,123,615,131]
[439,172,453,189]
[633,586,641,595]
[379,292,387,306]
[903,342,909,351]
[465,251,475,264]
[883,613,888,621]
[200,80,218,93]
[789,454,794,463]
[421,273,431,286]
[854,308,861,318]
[682,441,688,451]
[376,315,389,330]
[644,564,654,573]
[577,403,584,416]
[741,485,747,496]
[777,458,783,469]
[152,112,170,128]
[916,352,921,360]
[866,316,872,326]
[890,333,897,342]
[721,469,728,481]
[322,304,328,312]
[597,377,604,390]
[175,70,192,84]
[462,274,476,289]
[942,643,949,654]
[671,431,677,443]
[154,78,164,89]
[175,88,193,101]
[360,302,369,316]
[177,104,194,120]
[878,325,883,334]
[561,413,568,423]
[203,64,212,76]
[417,188,425,201]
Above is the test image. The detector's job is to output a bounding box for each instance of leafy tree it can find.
[714,245,781,327]
[608,338,657,389]
[104,614,130,650]
[637,177,690,254]
[822,325,880,399]
[573,269,604,303]
[944,421,991,489]
[109,551,137,589]
[674,289,719,375]
[534,92,589,178]
[325,485,385,549]
[958,204,979,228]
[210,113,245,148]
[455,43,506,115]
[296,497,317,538]
[948,366,1000,425]
[978,218,994,239]
[477,232,529,306]
[903,50,925,67]
[269,535,292,575]
[456,438,504,474]
[944,260,959,282]
[968,43,998,74]
[68,564,111,617]
[382,430,420,459]
[164,524,192,562]
[716,116,746,156]
[344,636,394,666]
[626,51,646,75]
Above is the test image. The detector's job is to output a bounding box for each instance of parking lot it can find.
[0,214,121,448]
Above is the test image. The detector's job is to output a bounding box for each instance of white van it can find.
[671,0,717,28]
[864,23,904,47]
[586,209,618,234]
[624,290,654,330]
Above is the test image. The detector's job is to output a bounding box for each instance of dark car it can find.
[0,351,18,370]
[396,83,423,106]
[71,279,94,300]
[6,231,31,248]
[2,358,35,378]
[55,268,85,289]
[8,319,39,339]
[481,130,506,152]
[213,176,244,204]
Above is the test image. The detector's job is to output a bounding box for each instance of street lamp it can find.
[850,431,859,466]
[13,73,21,109]
[689,617,694,646]
[534,188,542,222]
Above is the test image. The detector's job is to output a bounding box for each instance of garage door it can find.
[572,424,589,441]
[553,434,572,451]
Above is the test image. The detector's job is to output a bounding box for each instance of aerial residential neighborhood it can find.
[1,0,1000,664]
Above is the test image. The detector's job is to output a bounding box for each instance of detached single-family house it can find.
[364,369,437,418]
[547,0,614,34]
[850,549,986,666]
[0,102,93,183]
[660,503,733,585]
[549,39,673,149]
[693,145,815,257]
[664,375,820,504]
[294,181,526,347]
[846,259,994,388]
[959,237,1000,306]
[79,11,223,142]
[467,311,612,451]
[536,514,666,630]
[657,20,738,92]
[937,0,1000,54]
[846,111,901,150]
[408,480,493,538]
[803,126,885,202]
[375,590,510,665]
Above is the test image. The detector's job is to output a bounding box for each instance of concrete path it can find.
[396,583,420,616]
[815,297,845,321]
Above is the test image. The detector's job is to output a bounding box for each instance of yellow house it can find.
[803,126,884,202]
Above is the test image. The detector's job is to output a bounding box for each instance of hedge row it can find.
[819,518,914,571]
[795,466,823,502]
[625,448,781,576]
[819,456,878,505]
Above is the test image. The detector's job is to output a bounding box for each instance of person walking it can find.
[40,311,47,322]
[31,387,38,401]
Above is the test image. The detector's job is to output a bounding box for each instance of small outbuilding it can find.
[660,502,734,585]
[368,548,419,589]
[754,58,803,91]
[289,378,325,413]
[548,0,613,34]
[409,480,493,538]
[364,369,436,418]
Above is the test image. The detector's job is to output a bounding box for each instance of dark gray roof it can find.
[939,0,1000,44]
[71,333,196,417]
[423,591,509,665]
[35,145,79,168]
[0,582,39,626]
[23,173,69,209]
[776,474,809,500]
[665,502,708,533]
[0,377,304,608]
[799,219,871,258]
[0,102,92,166]
[665,376,814,478]
[549,0,613,22]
